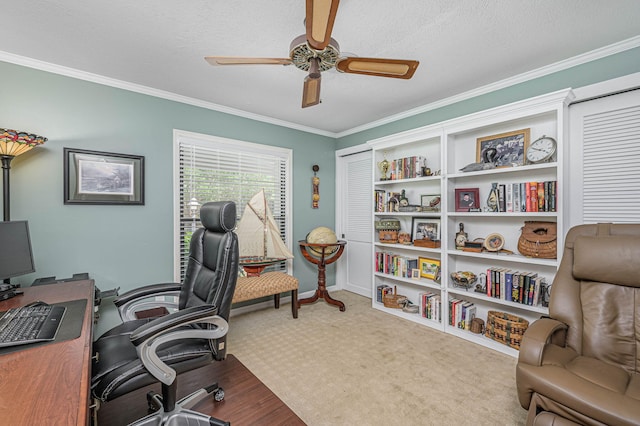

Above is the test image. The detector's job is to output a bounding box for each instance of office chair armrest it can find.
[113,282,182,307]
[129,305,219,344]
[518,318,568,366]
[129,305,228,385]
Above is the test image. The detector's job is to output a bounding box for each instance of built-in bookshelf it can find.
[368,89,574,357]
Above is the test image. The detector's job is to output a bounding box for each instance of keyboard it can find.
[0,304,66,348]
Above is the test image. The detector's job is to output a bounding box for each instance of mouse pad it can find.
[0,299,88,356]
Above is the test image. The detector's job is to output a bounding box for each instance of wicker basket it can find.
[383,286,407,309]
[484,311,529,349]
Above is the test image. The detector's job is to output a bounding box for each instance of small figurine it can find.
[460,147,498,172]
[455,223,468,249]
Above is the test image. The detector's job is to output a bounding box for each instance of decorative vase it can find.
[486,182,499,212]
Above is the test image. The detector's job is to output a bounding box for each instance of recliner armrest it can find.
[518,318,568,366]
[113,282,182,307]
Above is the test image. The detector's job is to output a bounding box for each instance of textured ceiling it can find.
[2,1,640,135]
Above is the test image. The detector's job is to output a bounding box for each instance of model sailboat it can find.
[236,189,294,276]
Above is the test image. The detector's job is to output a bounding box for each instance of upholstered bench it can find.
[232,271,299,318]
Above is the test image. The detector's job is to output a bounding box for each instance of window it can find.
[174,130,292,280]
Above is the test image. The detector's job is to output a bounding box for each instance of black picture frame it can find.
[64,148,145,205]
[411,217,440,242]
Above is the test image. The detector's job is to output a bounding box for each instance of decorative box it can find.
[413,239,441,248]
[375,219,401,244]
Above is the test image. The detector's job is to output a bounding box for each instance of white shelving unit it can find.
[368,89,574,357]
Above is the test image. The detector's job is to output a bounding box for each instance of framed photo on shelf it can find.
[455,188,480,212]
[418,257,440,280]
[411,269,420,279]
[476,128,530,167]
[411,217,440,241]
[420,194,441,212]
[64,148,145,205]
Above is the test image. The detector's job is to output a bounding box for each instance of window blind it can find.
[176,134,291,279]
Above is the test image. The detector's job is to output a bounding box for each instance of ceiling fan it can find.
[205,0,419,108]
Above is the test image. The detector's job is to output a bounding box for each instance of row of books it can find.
[494,181,557,212]
[418,292,441,321]
[448,298,476,330]
[375,251,417,278]
[486,267,547,306]
[374,190,400,213]
[382,156,427,181]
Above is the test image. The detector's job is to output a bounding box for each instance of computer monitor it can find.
[0,221,36,280]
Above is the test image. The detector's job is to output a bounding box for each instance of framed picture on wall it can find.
[64,148,145,205]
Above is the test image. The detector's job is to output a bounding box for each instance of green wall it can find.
[0,61,336,334]
[336,47,640,149]
[2,44,639,335]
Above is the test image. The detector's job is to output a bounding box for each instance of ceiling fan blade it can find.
[305,0,340,51]
[335,57,419,79]
[302,75,321,108]
[205,56,292,66]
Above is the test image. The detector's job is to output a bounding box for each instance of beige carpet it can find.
[228,290,527,426]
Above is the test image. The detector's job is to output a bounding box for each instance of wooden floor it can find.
[97,354,305,425]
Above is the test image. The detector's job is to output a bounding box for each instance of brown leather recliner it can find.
[516,223,640,426]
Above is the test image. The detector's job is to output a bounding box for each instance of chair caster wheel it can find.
[213,387,225,402]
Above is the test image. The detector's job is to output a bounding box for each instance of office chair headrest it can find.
[200,201,236,233]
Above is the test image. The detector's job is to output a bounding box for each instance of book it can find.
[506,184,513,212]
[459,301,474,329]
[529,182,538,212]
[504,270,513,302]
[538,183,545,211]
[498,184,506,212]
[513,183,521,212]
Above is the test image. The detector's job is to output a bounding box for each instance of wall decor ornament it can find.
[312,164,320,208]
[64,148,144,205]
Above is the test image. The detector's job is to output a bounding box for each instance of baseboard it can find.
[229,286,337,317]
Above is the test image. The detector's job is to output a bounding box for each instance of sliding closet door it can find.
[568,89,640,227]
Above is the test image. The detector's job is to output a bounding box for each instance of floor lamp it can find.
[0,128,47,222]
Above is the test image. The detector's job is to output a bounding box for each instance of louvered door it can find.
[338,150,373,297]
[568,89,640,225]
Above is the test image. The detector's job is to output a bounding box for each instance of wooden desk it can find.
[0,280,94,425]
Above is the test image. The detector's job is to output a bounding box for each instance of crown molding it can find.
[0,51,335,138]
[336,35,640,138]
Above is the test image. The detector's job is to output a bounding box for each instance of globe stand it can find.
[298,240,347,311]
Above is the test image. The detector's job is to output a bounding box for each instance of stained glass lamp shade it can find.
[1,128,47,221]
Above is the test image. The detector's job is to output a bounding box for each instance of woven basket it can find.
[383,286,407,309]
[484,311,529,349]
[517,221,557,259]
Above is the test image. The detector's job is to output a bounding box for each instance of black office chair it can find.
[91,201,239,426]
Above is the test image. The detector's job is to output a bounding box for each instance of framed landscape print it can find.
[418,257,440,280]
[64,148,145,205]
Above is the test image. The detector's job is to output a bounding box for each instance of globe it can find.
[306,226,339,257]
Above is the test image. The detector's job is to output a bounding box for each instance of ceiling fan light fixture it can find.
[308,57,321,79]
